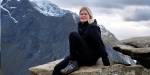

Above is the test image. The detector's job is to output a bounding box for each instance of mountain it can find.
[1,0,134,75]
[1,0,78,75]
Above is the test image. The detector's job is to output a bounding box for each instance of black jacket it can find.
[78,20,108,58]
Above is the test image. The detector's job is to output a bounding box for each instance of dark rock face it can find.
[113,36,150,68]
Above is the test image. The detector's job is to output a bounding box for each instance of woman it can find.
[52,7,110,75]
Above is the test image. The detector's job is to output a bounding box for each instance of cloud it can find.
[123,6,150,21]
[100,18,150,40]
[50,0,150,21]
[120,0,150,6]
[140,21,150,28]
[49,0,85,8]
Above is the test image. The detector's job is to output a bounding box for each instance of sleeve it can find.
[87,26,105,49]
[87,26,110,65]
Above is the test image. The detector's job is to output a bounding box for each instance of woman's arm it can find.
[86,25,105,51]
[86,26,110,66]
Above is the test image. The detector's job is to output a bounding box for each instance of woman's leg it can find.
[53,32,91,75]
[52,56,70,75]
[69,32,90,61]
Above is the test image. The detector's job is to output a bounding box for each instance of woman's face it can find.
[79,10,90,23]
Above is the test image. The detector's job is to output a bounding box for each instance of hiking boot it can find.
[61,60,79,75]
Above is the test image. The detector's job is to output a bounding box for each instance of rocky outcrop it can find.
[29,59,150,75]
[122,37,150,48]
[113,36,150,68]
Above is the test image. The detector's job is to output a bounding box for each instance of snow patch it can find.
[72,13,79,23]
[29,0,68,17]
[10,6,17,9]
[0,0,3,4]
[1,0,18,23]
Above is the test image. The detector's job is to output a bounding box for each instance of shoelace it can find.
[63,63,77,73]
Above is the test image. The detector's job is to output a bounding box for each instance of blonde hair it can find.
[79,7,93,19]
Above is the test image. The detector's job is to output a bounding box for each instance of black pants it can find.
[52,32,110,75]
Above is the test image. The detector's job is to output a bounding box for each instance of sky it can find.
[50,0,150,40]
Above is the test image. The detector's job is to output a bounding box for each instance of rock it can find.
[122,36,150,48]
[113,36,150,68]
[113,44,150,57]
[29,59,150,75]
[29,59,63,75]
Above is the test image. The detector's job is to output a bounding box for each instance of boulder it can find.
[122,36,150,48]
[113,36,150,68]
